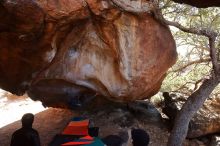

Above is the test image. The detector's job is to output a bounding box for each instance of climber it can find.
[10,113,41,146]
[162,92,178,129]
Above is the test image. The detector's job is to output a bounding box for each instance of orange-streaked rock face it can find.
[0,0,177,107]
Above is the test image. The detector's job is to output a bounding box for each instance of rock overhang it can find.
[0,0,177,108]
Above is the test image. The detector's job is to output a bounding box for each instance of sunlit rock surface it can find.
[0,0,177,107]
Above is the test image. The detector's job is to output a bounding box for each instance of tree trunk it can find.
[167,76,219,146]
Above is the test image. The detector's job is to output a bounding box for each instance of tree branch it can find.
[155,1,220,75]
[163,19,217,37]
[173,58,211,72]
[209,36,219,74]
[194,78,204,90]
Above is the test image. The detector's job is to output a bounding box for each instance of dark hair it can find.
[163,92,170,98]
[21,113,34,128]
[131,129,150,146]
[102,135,124,146]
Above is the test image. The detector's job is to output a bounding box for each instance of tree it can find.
[161,1,220,97]
[158,1,220,145]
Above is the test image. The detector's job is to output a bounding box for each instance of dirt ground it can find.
[0,107,171,146]
[0,92,171,146]
[0,90,208,146]
[0,108,76,146]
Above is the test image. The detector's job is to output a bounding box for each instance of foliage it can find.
[159,0,220,96]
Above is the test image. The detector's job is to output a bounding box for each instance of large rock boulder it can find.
[0,0,177,107]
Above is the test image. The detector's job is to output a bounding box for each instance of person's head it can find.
[131,128,149,146]
[21,113,34,128]
[163,92,170,98]
[102,135,124,146]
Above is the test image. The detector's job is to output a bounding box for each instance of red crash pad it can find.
[62,120,89,135]
[61,141,92,146]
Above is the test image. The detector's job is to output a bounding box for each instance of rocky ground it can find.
[0,91,219,146]
[0,91,170,146]
[0,107,170,146]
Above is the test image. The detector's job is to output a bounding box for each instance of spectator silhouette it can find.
[102,131,128,146]
[10,113,41,146]
[131,128,149,146]
[102,128,149,146]
[102,135,125,146]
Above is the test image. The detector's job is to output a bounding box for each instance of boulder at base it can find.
[162,94,220,138]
